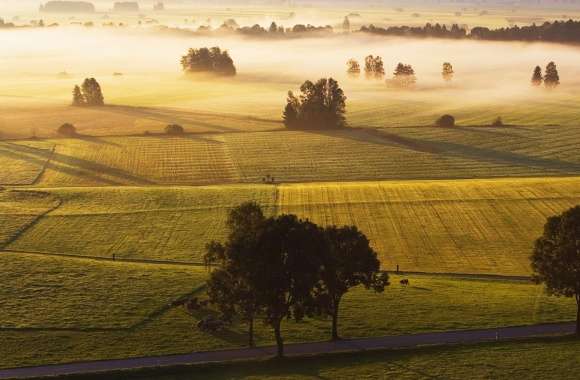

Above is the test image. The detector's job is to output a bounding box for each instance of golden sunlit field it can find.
[2,1,580,376]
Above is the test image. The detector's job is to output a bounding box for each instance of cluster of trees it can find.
[165,124,184,135]
[531,205,580,336]
[203,202,389,356]
[57,123,77,136]
[363,55,385,79]
[283,78,347,130]
[0,18,15,28]
[39,1,95,13]
[71,78,104,106]
[360,23,467,39]
[361,20,580,44]
[180,47,236,76]
[192,21,334,38]
[531,62,560,88]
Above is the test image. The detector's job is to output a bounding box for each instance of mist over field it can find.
[2,26,580,131]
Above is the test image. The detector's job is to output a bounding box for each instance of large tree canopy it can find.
[531,205,580,335]
[283,78,347,130]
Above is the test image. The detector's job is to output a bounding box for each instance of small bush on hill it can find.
[436,114,455,127]
[57,123,77,136]
[165,124,184,135]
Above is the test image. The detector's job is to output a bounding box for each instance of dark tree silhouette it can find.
[204,202,267,347]
[531,206,580,336]
[342,16,350,33]
[316,226,389,340]
[72,85,85,106]
[181,47,236,76]
[442,62,454,82]
[436,114,455,127]
[346,59,361,76]
[544,61,560,89]
[531,66,543,86]
[254,215,326,357]
[391,63,417,88]
[283,78,346,130]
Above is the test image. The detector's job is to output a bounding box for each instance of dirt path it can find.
[0,322,575,379]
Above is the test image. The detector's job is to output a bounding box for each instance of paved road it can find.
[0,322,575,379]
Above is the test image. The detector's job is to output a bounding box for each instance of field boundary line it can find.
[0,284,207,333]
[0,249,207,267]
[0,191,62,250]
[0,322,575,379]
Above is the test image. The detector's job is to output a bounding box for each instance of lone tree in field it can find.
[181,47,236,76]
[204,202,266,347]
[531,205,580,336]
[364,55,385,79]
[531,66,543,86]
[72,85,85,106]
[544,62,560,89]
[392,63,417,88]
[316,226,389,340]
[342,16,350,33]
[283,78,346,130]
[346,59,361,76]
[73,78,105,106]
[442,62,454,82]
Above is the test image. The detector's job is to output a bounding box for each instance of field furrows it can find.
[6,178,579,275]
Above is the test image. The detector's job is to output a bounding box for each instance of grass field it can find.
[1,125,578,186]
[0,255,575,369]
[138,338,580,380]
[7,177,579,275]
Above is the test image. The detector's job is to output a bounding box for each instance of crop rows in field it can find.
[0,190,59,246]
[9,185,278,262]
[0,141,53,185]
[3,125,578,187]
[8,177,580,275]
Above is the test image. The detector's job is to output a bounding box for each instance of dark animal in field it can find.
[400,279,410,286]
[197,316,225,332]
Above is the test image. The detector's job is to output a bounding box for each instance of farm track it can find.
[0,322,575,379]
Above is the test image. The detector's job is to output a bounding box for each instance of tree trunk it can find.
[248,317,255,347]
[576,296,580,337]
[331,298,341,341]
[273,320,284,358]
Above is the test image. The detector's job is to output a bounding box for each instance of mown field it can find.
[1,124,579,186]
[0,189,59,247]
[5,177,579,275]
[141,338,580,380]
[0,253,575,369]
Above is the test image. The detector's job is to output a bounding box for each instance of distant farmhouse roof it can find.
[113,2,140,12]
[40,1,95,13]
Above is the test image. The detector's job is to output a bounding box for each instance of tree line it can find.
[201,202,389,357]
[361,19,580,44]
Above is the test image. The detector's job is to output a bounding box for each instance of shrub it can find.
[165,124,184,135]
[435,114,455,127]
[57,123,77,136]
[492,117,504,127]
